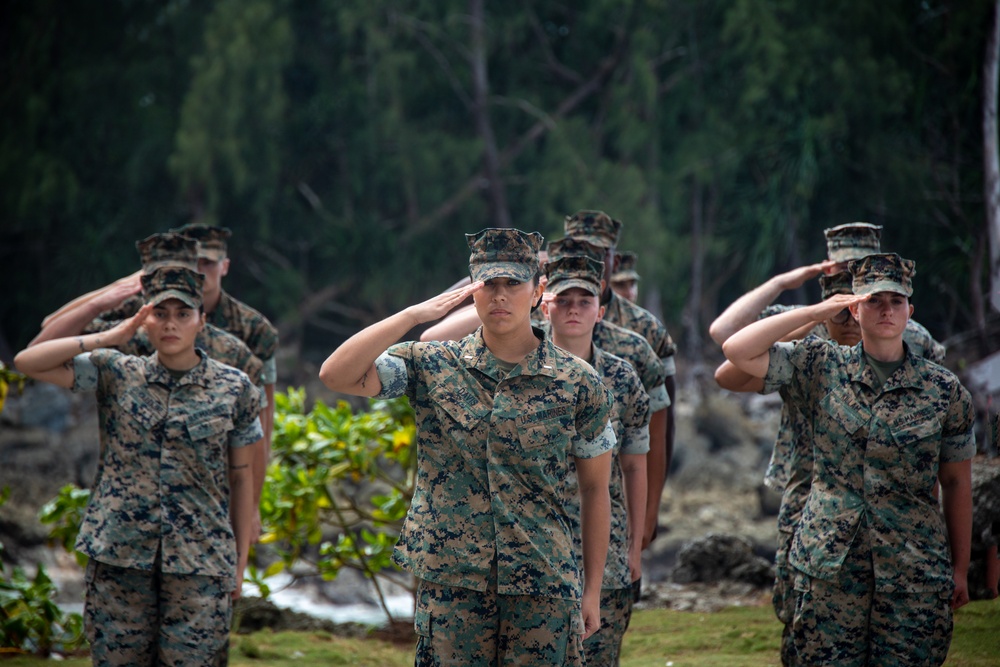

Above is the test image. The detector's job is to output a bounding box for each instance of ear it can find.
[533,281,544,306]
[849,303,861,321]
[220,257,231,277]
[596,305,606,323]
[908,303,914,320]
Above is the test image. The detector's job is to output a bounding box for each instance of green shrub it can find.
[0,488,85,657]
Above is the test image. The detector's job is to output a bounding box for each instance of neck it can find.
[862,336,905,363]
[203,290,222,315]
[482,326,540,365]
[158,348,201,372]
[551,331,593,362]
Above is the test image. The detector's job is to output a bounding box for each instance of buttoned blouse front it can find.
[72,348,262,582]
[765,336,975,592]
[374,328,615,599]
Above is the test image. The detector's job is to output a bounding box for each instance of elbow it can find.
[707,322,727,347]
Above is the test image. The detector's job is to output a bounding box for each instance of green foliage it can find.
[0,362,26,416]
[252,389,416,620]
[38,486,92,569]
[0,489,85,657]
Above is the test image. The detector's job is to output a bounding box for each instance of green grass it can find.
[3,598,997,665]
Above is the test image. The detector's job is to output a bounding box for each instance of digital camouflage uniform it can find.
[545,254,651,666]
[579,345,650,667]
[72,266,263,667]
[610,251,639,285]
[757,275,947,666]
[764,255,975,667]
[373,228,615,666]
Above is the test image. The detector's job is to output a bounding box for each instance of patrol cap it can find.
[819,271,853,300]
[546,236,605,264]
[466,228,544,283]
[135,233,200,272]
[141,266,204,309]
[848,253,915,297]
[563,210,622,249]
[545,255,604,297]
[611,251,640,283]
[824,222,882,263]
[172,223,232,261]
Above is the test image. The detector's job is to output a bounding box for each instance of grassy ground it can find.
[3,597,997,665]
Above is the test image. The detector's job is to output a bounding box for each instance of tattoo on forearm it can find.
[76,337,85,353]
[361,372,368,388]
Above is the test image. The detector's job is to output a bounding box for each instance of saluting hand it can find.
[404,281,484,325]
[100,303,154,348]
[778,260,839,290]
[805,293,867,323]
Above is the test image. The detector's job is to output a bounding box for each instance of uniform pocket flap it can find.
[186,415,234,441]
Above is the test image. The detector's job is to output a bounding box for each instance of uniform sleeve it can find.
[619,372,651,456]
[655,325,677,375]
[374,342,416,399]
[260,357,278,385]
[635,339,667,391]
[228,378,264,448]
[71,353,99,392]
[940,381,976,463]
[646,382,670,412]
[763,336,829,397]
[904,320,947,364]
[571,369,616,459]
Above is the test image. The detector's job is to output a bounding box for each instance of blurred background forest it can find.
[3,0,1000,374]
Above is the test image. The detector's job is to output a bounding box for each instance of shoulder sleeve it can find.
[620,372,651,455]
[573,421,616,459]
[904,320,947,364]
[646,382,670,412]
[71,353,99,392]
[940,379,976,463]
[374,342,416,399]
[574,366,614,442]
[763,337,828,394]
[229,376,264,448]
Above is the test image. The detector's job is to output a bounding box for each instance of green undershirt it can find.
[864,352,905,392]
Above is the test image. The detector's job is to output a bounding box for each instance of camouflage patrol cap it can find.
[546,236,605,264]
[824,222,882,262]
[141,266,204,309]
[563,210,622,249]
[819,271,853,300]
[611,251,640,283]
[545,255,604,297]
[135,233,200,272]
[172,223,232,261]
[466,228,544,283]
[848,253,915,297]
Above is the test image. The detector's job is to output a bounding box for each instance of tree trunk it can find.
[469,0,510,228]
[683,179,704,391]
[984,0,1000,315]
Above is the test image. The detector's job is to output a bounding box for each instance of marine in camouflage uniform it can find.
[83,234,264,389]
[554,217,677,548]
[544,255,651,667]
[319,228,615,667]
[14,266,262,666]
[723,253,975,667]
[710,223,949,666]
[610,251,640,303]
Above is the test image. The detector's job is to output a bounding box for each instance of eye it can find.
[508,279,522,287]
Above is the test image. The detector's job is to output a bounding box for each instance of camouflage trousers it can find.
[581,586,634,667]
[771,529,795,666]
[84,558,231,667]
[414,578,585,666]
[791,529,953,666]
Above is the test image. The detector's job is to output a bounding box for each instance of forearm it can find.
[722,308,816,377]
[643,408,667,545]
[16,332,104,376]
[708,276,789,345]
[229,453,254,597]
[419,304,481,342]
[941,465,973,576]
[580,485,611,597]
[319,309,419,395]
[30,298,112,347]
[621,453,647,562]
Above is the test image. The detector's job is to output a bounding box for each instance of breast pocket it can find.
[891,411,942,489]
[819,390,869,437]
[429,384,490,444]
[186,414,234,442]
[516,405,573,452]
[119,386,167,432]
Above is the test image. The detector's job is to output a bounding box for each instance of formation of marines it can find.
[13,211,983,667]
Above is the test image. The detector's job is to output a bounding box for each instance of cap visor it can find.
[547,278,601,296]
[854,281,911,298]
[197,249,226,262]
[146,289,201,309]
[471,262,536,283]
